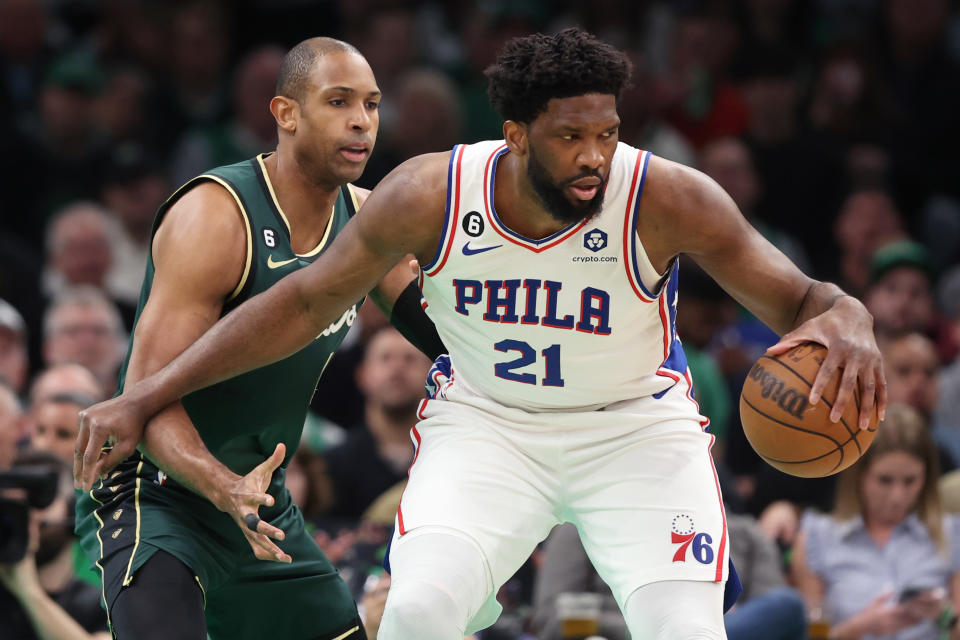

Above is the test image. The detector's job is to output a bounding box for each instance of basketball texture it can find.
[739,342,878,478]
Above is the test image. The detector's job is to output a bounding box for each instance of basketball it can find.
[739,342,878,477]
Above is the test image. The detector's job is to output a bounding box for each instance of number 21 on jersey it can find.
[494,340,564,387]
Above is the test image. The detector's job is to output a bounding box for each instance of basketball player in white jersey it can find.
[76,29,886,639]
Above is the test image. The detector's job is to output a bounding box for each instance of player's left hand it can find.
[214,443,292,563]
[766,295,886,430]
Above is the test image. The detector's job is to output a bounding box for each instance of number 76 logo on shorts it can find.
[671,515,715,565]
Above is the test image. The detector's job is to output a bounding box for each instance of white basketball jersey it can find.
[419,140,696,412]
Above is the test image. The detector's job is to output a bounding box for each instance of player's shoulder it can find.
[639,153,730,226]
[376,150,454,209]
[155,180,247,258]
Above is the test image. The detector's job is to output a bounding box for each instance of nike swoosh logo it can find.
[267,255,298,269]
[462,242,502,256]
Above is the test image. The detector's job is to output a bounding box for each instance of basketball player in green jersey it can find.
[73,38,442,640]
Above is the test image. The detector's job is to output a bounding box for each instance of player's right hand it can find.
[75,394,149,491]
[217,443,292,563]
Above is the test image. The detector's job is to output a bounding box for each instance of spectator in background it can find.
[42,287,126,396]
[699,135,810,274]
[43,203,115,298]
[28,363,102,407]
[832,189,906,297]
[863,240,937,349]
[1,51,109,252]
[0,0,50,130]
[655,9,748,148]
[100,145,169,306]
[318,326,430,522]
[738,48,842,267]
[349,6,417,104]
[152,0,231,152]
[42,203,135,328]
[0,379,22,469]
[452,5,536,142]
[169,46,284,186]
[359,68,463,188]
[31,392,96,465]
[806,41,893,148]
[0,450,110,640]
[617,51,697,168]
[935,266,960,435]
[0,298,28,394]
[94,65,155,151]
[882,0,960,212]
[792,405,960,640]
[882,332,960,473]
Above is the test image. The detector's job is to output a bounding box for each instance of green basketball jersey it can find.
[77,154,367,601]
[120,152,363,478]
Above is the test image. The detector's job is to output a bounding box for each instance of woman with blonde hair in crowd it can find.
[792,404,960,639]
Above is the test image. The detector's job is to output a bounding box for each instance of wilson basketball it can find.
[739,342,878,477]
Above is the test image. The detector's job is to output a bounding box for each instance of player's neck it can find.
[262,151,340,253]
[494,152,572,241]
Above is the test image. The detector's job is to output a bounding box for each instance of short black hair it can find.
[276,37,361,103]
[485,28,632,124]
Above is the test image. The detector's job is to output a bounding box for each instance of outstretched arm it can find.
[76,153,449,490]
[638,157,885,429]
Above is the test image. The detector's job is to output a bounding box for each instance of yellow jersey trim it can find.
[88,483,110,627]
[256,154,334,258]
[198,174,253,302]
[121,459,145,586]
[347,183,362,213]
[331,626,361,640]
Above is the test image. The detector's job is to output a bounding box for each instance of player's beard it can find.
[527,146,605,225]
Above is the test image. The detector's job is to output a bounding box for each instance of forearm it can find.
[11,585,108,640]
[130,273,322,416]
[140,403,239,510]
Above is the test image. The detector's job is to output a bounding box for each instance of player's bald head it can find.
[276,37,363,103]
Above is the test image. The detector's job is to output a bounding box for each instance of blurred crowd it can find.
[2,0,960,638]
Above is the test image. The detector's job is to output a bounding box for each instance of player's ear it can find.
[271,96,299,134]
[503,121,528,157]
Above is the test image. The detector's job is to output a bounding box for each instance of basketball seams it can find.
[741,394,845,473]
[756,354,862,456]
[742,396,867,473]
[741,396,844,449]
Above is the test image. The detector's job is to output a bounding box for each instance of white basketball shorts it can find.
[391,376,729,612]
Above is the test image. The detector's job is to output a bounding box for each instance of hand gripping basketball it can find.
[740,343,878,477]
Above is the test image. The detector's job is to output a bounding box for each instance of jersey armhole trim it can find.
[198,174,253,302]
[422,145,464,276]
[344,183,361,217]
[623,151,660,302]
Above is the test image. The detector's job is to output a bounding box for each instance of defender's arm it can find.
[77,153,449,488]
